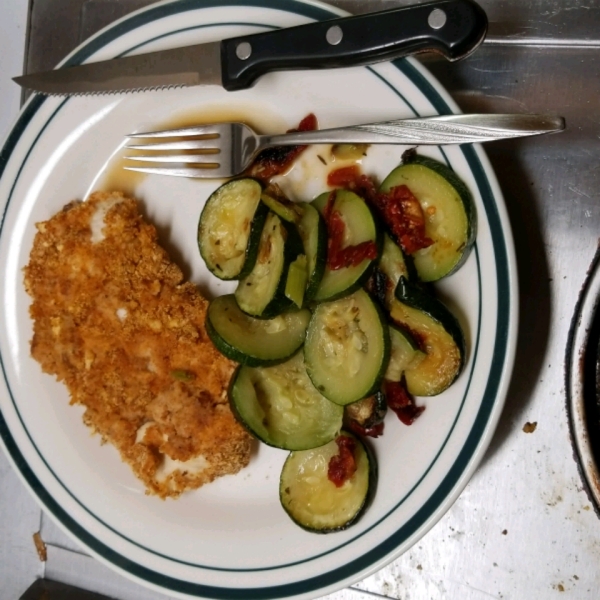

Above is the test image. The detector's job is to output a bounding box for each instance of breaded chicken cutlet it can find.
[24,191,252,498]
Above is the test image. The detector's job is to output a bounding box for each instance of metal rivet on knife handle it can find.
[235,42,252,60]
[428,8,447,29]
[326,25,343,46]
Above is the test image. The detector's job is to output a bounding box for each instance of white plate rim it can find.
[0,0,518,598]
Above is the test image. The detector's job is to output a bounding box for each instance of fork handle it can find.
[263,114,566,146]
[221,0,487,92]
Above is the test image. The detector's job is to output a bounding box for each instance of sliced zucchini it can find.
[261,191,303,223]
[391,276,465,396]
[380,155,476,282]
[385,323,426,382]
[285,255,308,308]
[296,203,327,302]
[235,212,304,318]
[331,143,369,161]
[206,295,310,367]
[198,178,267,280]
[229,353,343,450]
[370,234,416,309]
[312,190,379,302]
[304,289,390,405]
[344,392,387,433]
[379,234,415,289]
[279,431,375,532]
[365,268,389,310]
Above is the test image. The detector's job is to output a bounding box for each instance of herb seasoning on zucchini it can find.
[304,289,390,406]
[196,140,477,534]
[198,178,267,280]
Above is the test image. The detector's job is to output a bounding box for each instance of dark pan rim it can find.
[565,245,600,516]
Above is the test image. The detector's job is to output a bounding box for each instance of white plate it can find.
[0,1,518,598]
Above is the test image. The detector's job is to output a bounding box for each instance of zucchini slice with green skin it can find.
[296,203,327,302]
[261,192,303,223]
[344,392,387,431]
[331,143,369,161]
[235,212,304,319]
[376,233,416,307]
[198,178,267,280]
[279,431,376,533]
[379,234,415,288]
[206,295,311,367]
[229,353,343,450]
[365,268,389,311]
[392,276,465,396]
[312,190,379,302]
[385,323,426,382]
[380,155,476,282]
[285,255,308,308]
[304,289,390,406]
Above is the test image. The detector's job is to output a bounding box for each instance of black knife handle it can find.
[220,0,487,92]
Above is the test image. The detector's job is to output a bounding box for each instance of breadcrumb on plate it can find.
[23,191,251,498]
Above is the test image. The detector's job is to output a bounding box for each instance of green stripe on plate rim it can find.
[0,0,509,597]
[0,22,480,573]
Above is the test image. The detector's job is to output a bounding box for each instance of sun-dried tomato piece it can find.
[326,209,345,266]
[323,190,337,221]
[346,419,385,439]
[245,113,318,182]
[296,113,318,132]
[353,174,379,204]
[327,165,361,188]
[325,209,378,270]
[384,379,425,425]
[332,241,379,270]
[327,165,378,204]
[374,185,433,255]
[327,435,358,487]
[323,184,377,271]
[326,166,431,255]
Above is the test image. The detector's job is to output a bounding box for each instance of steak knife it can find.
[13,0,487,96]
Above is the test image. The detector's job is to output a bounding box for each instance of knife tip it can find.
[12,74,44,94]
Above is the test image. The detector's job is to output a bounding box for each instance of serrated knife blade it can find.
[14,42,222,96]
[13,0,487,97]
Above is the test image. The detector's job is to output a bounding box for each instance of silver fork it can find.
[124,114,564,179]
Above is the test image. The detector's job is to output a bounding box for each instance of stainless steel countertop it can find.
[3,0,600,598]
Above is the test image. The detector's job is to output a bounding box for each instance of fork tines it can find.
[124,124,224,176]
[127,125,223,138]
